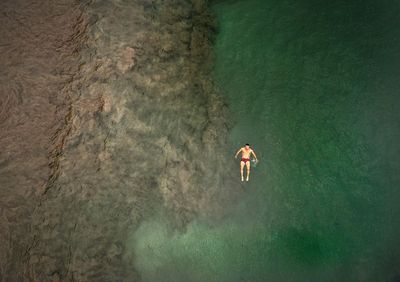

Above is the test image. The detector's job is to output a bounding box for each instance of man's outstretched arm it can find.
[235,148,242,158]
[251,150,258,161]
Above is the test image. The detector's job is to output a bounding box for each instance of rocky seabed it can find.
[0,0,242,280]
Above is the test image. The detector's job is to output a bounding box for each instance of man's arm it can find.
[251,150,258,161]
[234,148,242,158]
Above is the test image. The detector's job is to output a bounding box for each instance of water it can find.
[212,0,400,280]
[132,1,400,281]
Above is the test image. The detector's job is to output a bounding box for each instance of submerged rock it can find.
[0,0,241,280]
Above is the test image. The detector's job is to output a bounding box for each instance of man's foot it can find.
[241,176,244,181]
[246,177,249,181]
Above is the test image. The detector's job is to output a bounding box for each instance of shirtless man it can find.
[235,143,258,182]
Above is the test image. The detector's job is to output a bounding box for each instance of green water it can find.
[132,1,400,281]
[212,0,400,280]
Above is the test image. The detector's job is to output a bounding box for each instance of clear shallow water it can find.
[132,1,400,281]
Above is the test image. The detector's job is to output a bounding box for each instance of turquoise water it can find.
[132,1,400,281]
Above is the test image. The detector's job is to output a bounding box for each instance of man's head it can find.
[245,143,250,149]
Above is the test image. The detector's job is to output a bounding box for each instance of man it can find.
[235,143,258,182]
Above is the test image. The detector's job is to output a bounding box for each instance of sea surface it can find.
[212,0,400,280]
[133,0,400,281]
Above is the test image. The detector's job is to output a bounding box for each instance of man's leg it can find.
[246,161,250,181]
[240,161,245,181]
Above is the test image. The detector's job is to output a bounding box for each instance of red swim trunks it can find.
[241,158,250,164]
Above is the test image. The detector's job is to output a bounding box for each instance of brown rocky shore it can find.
[0,0,242,280]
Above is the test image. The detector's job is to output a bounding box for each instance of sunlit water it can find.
[132,1,400,281]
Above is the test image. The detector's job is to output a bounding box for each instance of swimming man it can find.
[235,143,258,181]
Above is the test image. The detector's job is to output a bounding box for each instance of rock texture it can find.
[0,0,89,280]
[0,0,242,280]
